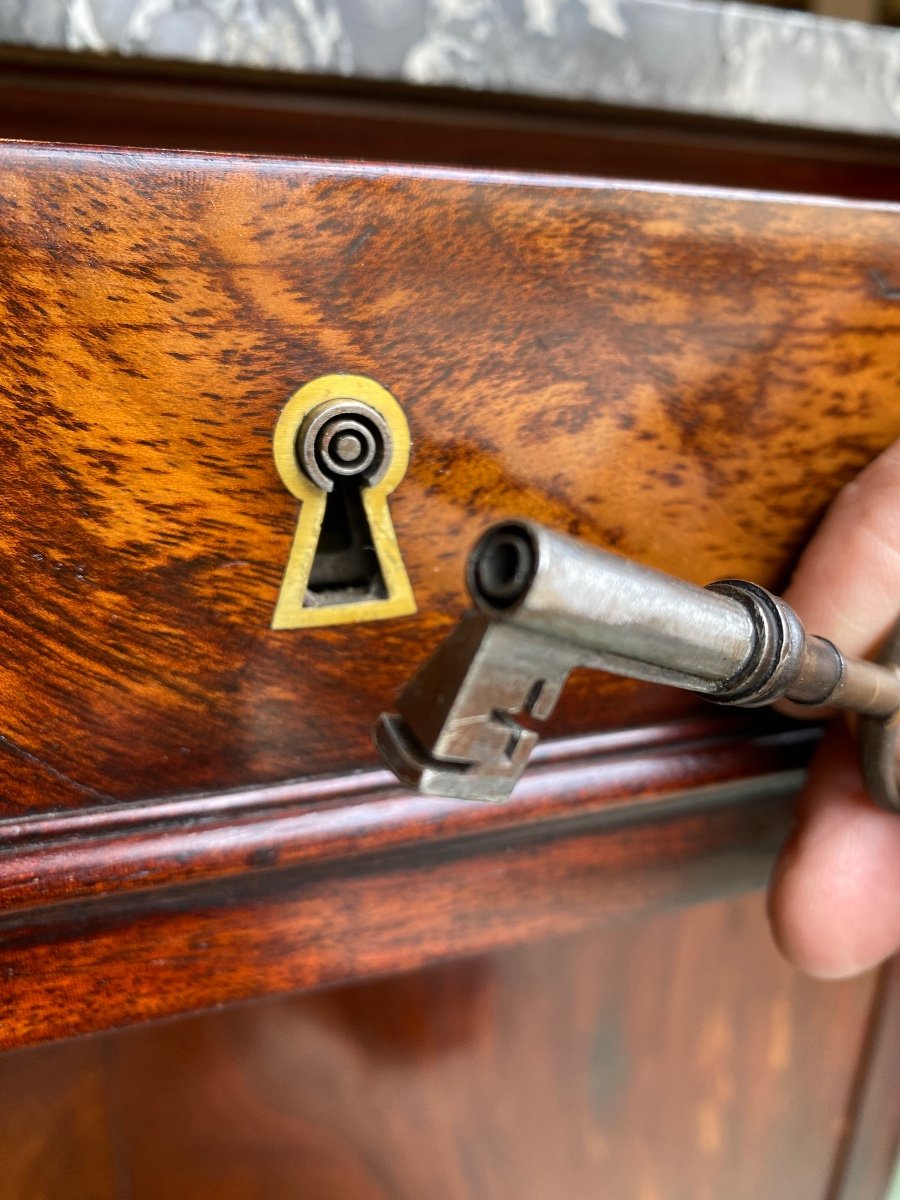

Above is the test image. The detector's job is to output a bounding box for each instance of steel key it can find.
[375,519,900,806]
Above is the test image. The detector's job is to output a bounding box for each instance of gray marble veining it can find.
[3,0,900,138]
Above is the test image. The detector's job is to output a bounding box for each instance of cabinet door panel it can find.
[0,894,885,1200]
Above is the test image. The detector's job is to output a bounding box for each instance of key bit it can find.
[375,519,900,807]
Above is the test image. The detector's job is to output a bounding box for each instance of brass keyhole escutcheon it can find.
[271,374,416,630]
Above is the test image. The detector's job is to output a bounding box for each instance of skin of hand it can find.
[768,437,900,978]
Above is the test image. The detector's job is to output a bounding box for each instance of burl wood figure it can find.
[0,141,898,1199]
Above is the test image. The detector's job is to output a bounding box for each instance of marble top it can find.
[2,0,900,139]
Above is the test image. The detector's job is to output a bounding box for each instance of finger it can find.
[775,439,900,720]
[769,725,900,978]
[782,437,900,657]
[769,436,900,976]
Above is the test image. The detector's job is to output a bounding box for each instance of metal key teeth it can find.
[376,612,578,802]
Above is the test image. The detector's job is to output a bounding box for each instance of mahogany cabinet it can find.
[0,139,898,1197]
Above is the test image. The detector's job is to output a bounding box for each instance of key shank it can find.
[376,520,900,806]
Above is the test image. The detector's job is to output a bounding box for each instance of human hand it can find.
[768,438,900,977]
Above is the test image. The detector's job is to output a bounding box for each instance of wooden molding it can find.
[0,716,814,919]
[0,716,814,1049]
[4,52,900,198]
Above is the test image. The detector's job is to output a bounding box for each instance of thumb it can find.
[768,438,900,977]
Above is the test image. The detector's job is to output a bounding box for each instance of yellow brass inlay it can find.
[271,374,416,630]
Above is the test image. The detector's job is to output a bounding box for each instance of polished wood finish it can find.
[0,723,809,1049]
[5,52,900,200]
[0,894,883,1200]
[835,953,900,1199]
[1,144,899,1051]
[0,1037,116,1200]
[1,144,898,817]
[0,718,809,911]
[0,141,897,1197]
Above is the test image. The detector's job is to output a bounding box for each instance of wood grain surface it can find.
[0,716,811,914]
[1,143,899,820]
[6,53,900,202]
[0,893,883,1200]
[1,143,899,1077]
[0,726,806,1049]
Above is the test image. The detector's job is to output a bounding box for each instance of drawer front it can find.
[2,146,899,817]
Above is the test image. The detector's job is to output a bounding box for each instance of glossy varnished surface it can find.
[835,954,900,1199]
[0,728,807,1049]
[1,143,899,817]
[0,894,885,1200]
[8,57,900,202]
[0,142,896,1192]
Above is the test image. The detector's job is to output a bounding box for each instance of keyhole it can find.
[307,481,387,601]
[271,375,416,630]
[299,403,389,605]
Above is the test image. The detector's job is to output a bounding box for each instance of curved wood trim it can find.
[0,718,814,919]
[0,779,801,1050]
[0,716,814,1049]
[5,51,900,201]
